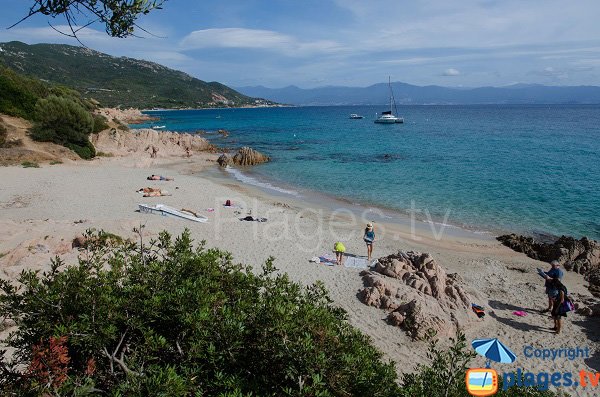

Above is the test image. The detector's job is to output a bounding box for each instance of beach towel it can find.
[319,254,337,266]
[513,311,528,317]
[344,256,370,269]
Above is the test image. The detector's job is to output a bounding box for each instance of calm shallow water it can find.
[139,105,600,239]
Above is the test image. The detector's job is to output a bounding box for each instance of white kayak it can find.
[138,204,208,223]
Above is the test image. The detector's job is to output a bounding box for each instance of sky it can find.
[1,0,600,89]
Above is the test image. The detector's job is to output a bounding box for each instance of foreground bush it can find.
[0,230,400,396]
[31,95,96,159]
[0,230,562,397]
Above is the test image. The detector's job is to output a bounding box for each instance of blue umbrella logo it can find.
[469,338,516,394]
[472,338,517,368]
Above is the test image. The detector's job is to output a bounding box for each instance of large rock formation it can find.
[497,234,600,297]
[497,234,600,274]
[96,108,157,124]
[91,128,211,157]
[358,251,476,339]
[217,154,232,167]
[232,147,270,166]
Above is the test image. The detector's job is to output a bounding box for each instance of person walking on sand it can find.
[540,260,564,313]
[334,242,346,266]
[549,278,569,334]
[363,223,376,261]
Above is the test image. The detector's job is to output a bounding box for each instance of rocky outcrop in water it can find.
[232,147,270,166]
[217,154,232,167]
[217,147,270,167]
[358,251,476,339]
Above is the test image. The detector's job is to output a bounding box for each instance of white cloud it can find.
[181,28,292,50]
[443,68,461,76]
[179,28,343,56]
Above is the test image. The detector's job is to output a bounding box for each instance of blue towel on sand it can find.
[344,256,369,269]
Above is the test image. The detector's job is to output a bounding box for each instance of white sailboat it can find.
[375,77,404,124]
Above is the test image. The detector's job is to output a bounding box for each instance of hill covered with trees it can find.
[0,41,266,109]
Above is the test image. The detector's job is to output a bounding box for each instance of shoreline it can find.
[203,165,497,244]
[1,155,599,395]
[132,108,599,242]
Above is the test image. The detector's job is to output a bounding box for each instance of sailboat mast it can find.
[389,76,400,116]
[388,76,393,113]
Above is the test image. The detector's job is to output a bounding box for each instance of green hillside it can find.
[0,41,264,109]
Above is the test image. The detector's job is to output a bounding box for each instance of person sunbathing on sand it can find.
[137,187,171,197]
[137,187,160,193]
[143,190,172,197]
[147,175,174,181]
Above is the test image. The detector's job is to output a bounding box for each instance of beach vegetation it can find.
[0,229,401,396]
[0,229,561,396]
[0,66,47,120]
[31,95,96,159]
[0,42,256,109]
[92,114,110,133]
[0,121,6,147]
[20,161,40,168]
[49,160,63,165]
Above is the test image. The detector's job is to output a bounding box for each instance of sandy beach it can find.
[1,151,598,395]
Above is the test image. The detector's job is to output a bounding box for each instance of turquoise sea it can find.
[138,105,600,240]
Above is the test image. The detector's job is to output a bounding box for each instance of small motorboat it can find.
[349,114,364,119]
[152,125,166,130]
[139,204,208,222]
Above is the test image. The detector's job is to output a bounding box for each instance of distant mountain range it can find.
[235,82,600,106]
[0,41,265,109]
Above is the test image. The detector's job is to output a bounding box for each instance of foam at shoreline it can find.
[211,166,495,242]
[223,166,300,197]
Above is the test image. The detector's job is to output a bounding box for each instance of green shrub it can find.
[21,161,40,168]
[92,114,110,133]
[66,141,96,160]
[31,95,96,159]
[50,160,63,165]
[0,120,6,147]
[0,230,401,396]
[0,66,49,119]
